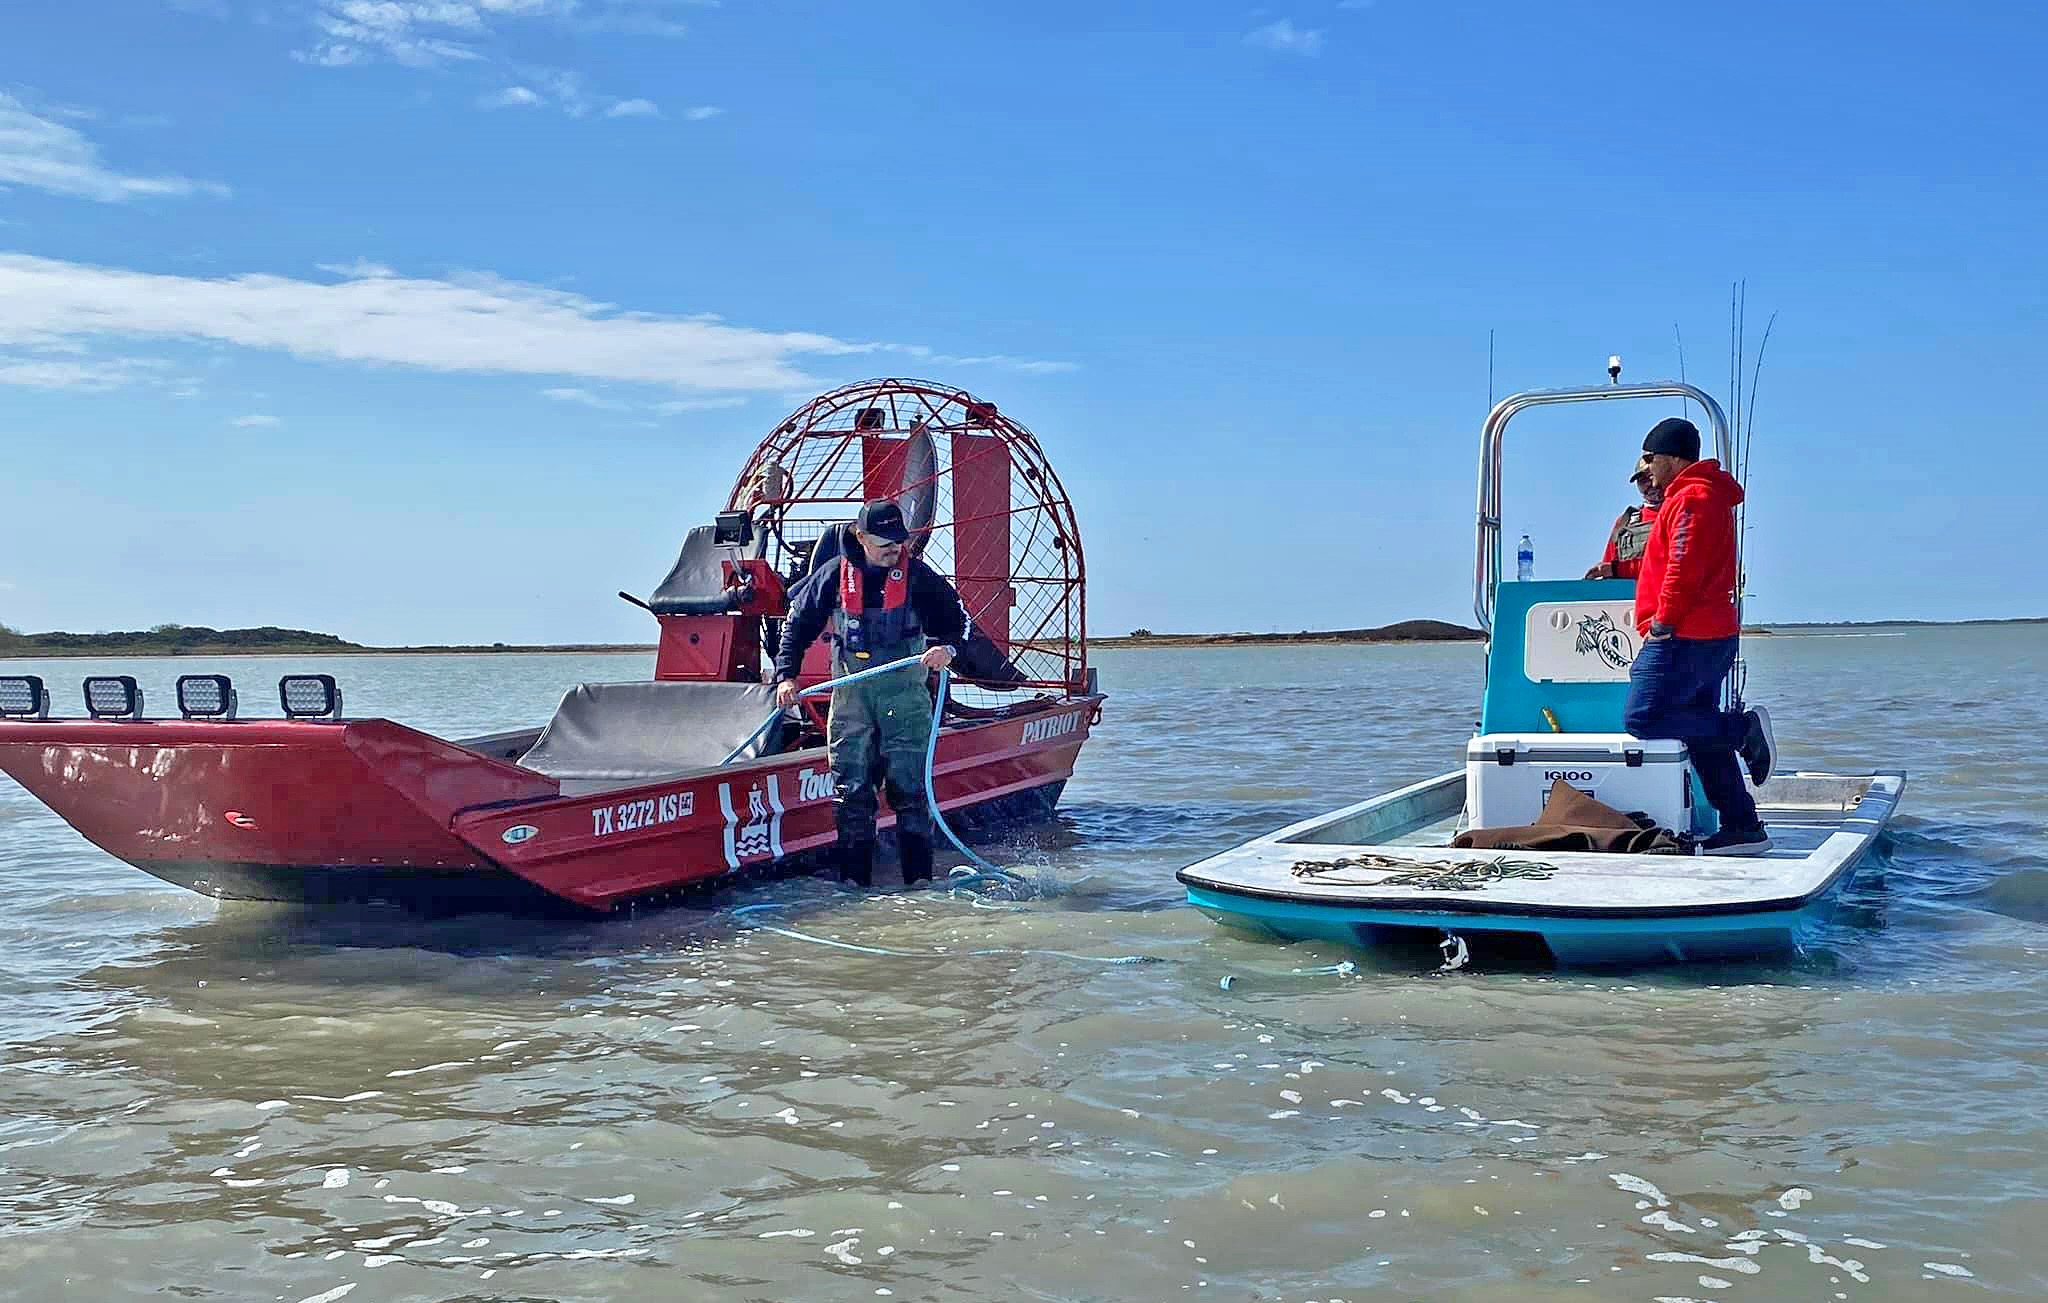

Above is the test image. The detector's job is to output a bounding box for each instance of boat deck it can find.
[1180,770,1906,919]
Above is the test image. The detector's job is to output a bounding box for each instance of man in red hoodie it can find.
[1622,417,1778,854]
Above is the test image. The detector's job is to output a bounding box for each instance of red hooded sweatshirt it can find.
[1635,459,1744,639]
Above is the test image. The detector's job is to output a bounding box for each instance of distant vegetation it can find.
[0,623,362,656]
[0,622,654,658]
[1097,620,1484,648]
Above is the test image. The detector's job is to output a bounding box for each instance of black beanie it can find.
[1643,417,1701,460]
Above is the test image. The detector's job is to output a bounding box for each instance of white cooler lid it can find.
[1466,732,1690,762]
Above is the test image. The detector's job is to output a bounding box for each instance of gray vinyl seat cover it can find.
[515,680,784,795]
[648,524,740,616]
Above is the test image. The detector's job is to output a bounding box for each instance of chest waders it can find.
[828,560,936,887]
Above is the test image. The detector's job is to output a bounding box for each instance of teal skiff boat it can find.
[1178,379,1905,967]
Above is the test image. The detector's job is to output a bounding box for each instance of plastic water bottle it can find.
[1516,534,1534,581]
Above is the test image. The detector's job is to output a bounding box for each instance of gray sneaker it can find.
[1740,706,1776,787]
[1701,825,1773,856]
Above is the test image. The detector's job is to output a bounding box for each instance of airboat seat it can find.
[648,525,740,616]
[515,680,784,796]
[808,522,854,573]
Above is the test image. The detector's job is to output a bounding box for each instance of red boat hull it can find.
[0,700,1098,913]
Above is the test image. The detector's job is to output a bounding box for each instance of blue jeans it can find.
[1623,635,1760,833]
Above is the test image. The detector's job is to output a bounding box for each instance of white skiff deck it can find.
[1179,770,1906,917]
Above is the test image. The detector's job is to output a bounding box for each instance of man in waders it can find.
[772,499,969,887]
[1584,454,1662,580]
[1622,417,1778,855]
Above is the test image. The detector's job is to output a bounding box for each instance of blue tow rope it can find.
[722,660,1357,985]
[723,654,1029,894]
[731,901,1159,966]
[926,666,1033,894]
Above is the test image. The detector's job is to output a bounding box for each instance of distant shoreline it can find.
[1751,617,2047,631]
[0,625,660,660]
[1,642,658,660]
[1094,620,1483,649]
[4,615,2041,662]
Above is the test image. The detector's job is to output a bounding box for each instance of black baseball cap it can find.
[854,499,911,543]
[1628,453,1654,484]
[1642,417,1701,461]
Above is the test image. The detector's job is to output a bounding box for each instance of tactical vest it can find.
[1613,506,1652,565]
[834,557,922,667]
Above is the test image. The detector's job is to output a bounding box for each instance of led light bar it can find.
[0,675,51,720]
[83,675,144,720]
[176,674,238,720]
[279,674,343,720]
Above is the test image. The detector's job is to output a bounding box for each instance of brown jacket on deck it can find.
[1454,780,1694,855]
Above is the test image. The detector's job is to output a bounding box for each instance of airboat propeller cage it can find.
[731,379,1088,692]
[1474,381,1733,634]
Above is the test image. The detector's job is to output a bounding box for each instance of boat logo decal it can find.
[1020,711,1080,745]
[719,775,785,868]
[1573,611,1638,671]
[590,790,694,838]
[795,766,833,802]
[224,810,258,830]
[501,824,539,845]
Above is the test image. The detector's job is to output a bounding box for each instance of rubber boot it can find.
[836,840,875,888]
[899,832,935,886]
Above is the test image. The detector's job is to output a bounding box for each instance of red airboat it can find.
[0,380,1100,913]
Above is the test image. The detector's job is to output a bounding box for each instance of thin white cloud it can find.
[654,395,747,413]
[543,386,748,415]
[541,386,629,410]
[299,0,498,68]
[497,64,598,117]
[939,355,1080,376]
[316,258,397,278]
[1246,18,1325,55]
[299,4,681,117]
[607,98,661,119]
[580,11,688,37]
[231,413,281,427]
[0,93,229,203]
[0,253,873,392]
[893,344,1079,376]
[0,353,176,391]
[1336,0,1374,8]
[480,85,544,109]
[682,105,724,122]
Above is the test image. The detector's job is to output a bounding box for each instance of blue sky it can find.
[3,1,2043,644]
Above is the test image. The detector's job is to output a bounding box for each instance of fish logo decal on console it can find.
[719,775,785,868]
[1574,612,1638,671]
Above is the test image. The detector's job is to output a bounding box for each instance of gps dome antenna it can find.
[1607,354,1622,384]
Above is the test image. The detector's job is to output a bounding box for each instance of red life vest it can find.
[835,556,916,661]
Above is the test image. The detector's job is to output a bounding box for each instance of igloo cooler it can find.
[1465,733,1693,833]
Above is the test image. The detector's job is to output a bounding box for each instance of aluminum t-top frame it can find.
[1473,381,1733,634]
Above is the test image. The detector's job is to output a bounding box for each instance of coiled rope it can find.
[1290,853,1556,891]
